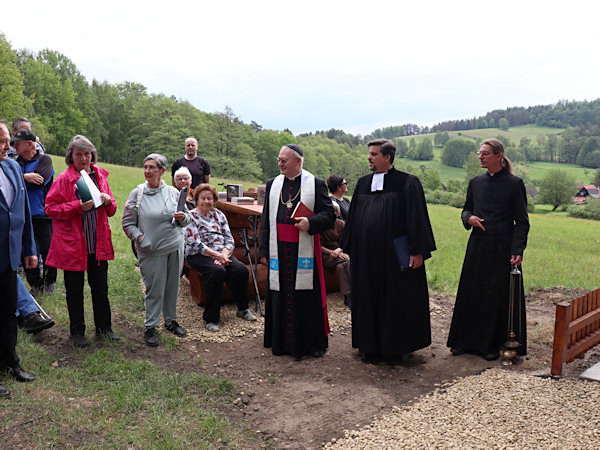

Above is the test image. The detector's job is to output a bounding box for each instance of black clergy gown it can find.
[341,168,436,359]
[259,174,335,357]
[447,168,530,355]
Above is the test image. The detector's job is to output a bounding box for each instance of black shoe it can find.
[44,283,55,295]
[165,320,187,337]
[344,294,351,308]
[71,334,90,348]
[96,329,121,342]
[311,349,325,358]
[483,350,500,361]
[22,311,55,334]
[450,347,465,356]
[0,384,10,397]
[144,327,159,347]
[6,365,35,382]
[360,353,380,364]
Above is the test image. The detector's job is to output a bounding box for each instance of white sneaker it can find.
[205,322,219,332]
[236,309,257,321]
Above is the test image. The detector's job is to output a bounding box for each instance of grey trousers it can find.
[138,245,184,328]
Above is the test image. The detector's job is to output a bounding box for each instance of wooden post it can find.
[551,301,571,377]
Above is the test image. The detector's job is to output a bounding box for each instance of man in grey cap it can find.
[13,128,56,295]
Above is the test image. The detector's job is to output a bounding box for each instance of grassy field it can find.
[2,156,598,446]
[426,204,600,294]
[397,124,565,145]
[393,125,594,185]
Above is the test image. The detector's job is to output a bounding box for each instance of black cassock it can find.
[342,168,436,358]
[447,168,530,355]
[259,175,335,357]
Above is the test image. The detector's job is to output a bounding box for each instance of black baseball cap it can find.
[11,129,37,145]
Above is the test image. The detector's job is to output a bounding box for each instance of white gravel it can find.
[175,280,352,343]
[325,368,600,448]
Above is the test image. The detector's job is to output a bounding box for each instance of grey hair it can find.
[12,117,31,132]
[174,167,192,179]
[144,153,168,170]
[65,135,97,165]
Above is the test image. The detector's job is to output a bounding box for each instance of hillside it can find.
[396,124,564,145]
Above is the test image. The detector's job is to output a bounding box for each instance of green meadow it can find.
[2,155,598,447]
[397,124,565,146]
[394,125,597,185]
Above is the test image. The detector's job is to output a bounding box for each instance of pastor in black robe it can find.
[259,174,335,358]
[341,167,436,359]
[447,168,529,356]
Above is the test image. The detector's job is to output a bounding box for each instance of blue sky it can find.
[2,0,599,135]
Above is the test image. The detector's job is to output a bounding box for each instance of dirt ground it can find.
[35,286,600,448]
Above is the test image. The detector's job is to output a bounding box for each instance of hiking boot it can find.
[22,311,54,334]
[144,327,159,347]
[165,320,187,337]
[71,334,90,348]
[96,329,121,342]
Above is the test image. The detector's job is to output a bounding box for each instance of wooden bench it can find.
[551,287,600,376]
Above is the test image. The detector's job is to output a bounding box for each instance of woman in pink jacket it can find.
[45,135,118,348]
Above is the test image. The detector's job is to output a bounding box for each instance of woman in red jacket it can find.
[45,135,118,348]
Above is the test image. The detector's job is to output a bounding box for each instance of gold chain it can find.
[280,187,301,209]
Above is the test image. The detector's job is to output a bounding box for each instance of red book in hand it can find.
[291,201,314,221]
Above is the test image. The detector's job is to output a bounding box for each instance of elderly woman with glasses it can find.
[184,183,257,331]
[122,153,191,347]
[173,166,195,210]
[45,135,118,348]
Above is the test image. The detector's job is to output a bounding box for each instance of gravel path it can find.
[325,368,600,448]
[176,280,352,343]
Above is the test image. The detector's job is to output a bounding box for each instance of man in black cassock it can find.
[259,144,335,359]
[342,139,436,363]
[447,138,529,361]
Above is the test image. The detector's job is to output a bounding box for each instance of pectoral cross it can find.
[285,198,293,209]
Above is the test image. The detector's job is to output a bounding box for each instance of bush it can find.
[567,199,600,220]
[425,190,464,209]
[527,195,535,213]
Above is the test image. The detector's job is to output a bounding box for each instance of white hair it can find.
[174,167,192,179]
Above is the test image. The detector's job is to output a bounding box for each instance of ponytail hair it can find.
[481,138,513,174]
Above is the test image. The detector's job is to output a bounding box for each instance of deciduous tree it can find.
[537,169,577,211]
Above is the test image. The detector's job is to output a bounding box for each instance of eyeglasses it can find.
[476,151,495,157]
[342,182,348,185]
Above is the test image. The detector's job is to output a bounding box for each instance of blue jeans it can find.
[16,276,38,318]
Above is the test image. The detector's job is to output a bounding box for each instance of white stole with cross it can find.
[268,169,316,291]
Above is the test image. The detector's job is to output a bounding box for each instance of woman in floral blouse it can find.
[184,184,257,331]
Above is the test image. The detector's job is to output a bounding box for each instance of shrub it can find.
[568,199,600,220]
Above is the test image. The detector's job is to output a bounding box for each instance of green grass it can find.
[2,345,240,448]
[397,124,565,145]
[426,204,600,294]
